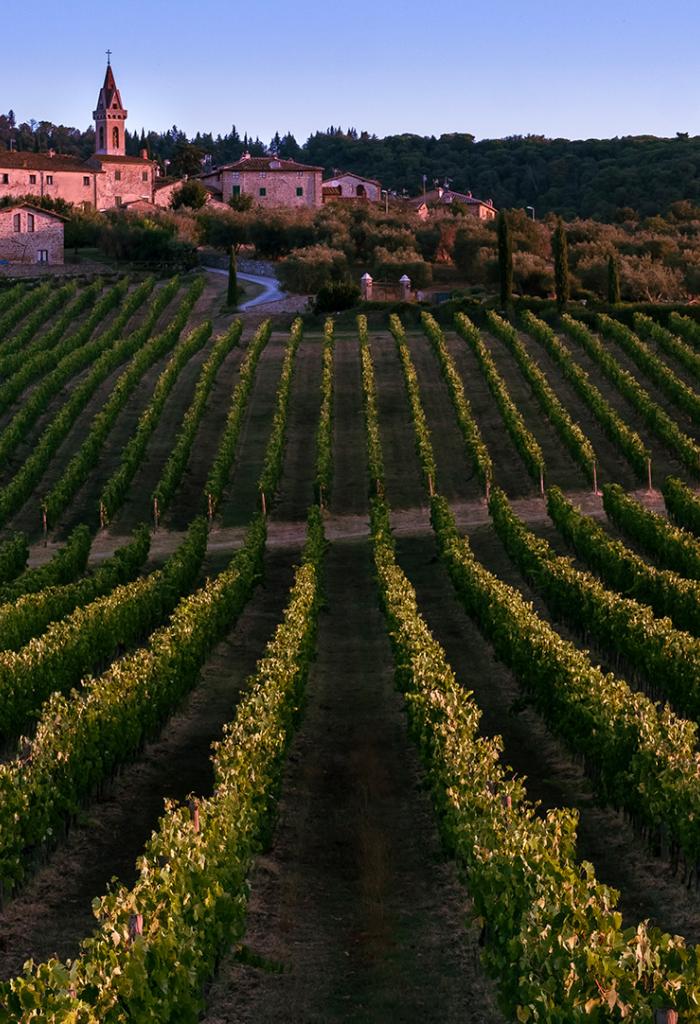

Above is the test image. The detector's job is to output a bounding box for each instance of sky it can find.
[3,0,699,144]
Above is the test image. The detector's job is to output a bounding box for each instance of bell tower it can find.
[93,52,127,156]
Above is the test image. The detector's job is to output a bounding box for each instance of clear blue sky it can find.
[4,0,698,143]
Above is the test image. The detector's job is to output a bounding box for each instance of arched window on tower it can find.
[99,126,105,150]
[112,126,119,149]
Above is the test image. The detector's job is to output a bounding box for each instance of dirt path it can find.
[202,538,503,1024]
[404,332,483,502]
[444,331,537,497]
[369,331,428,511]
[330,333,368,518]
[270,336,323,521]
[219,335,286,528]
[0,544,298,979]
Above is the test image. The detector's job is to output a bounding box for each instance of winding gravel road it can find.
[204,266,286,309]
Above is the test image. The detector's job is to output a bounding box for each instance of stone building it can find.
[409,187,497,221]
[199,154,324,209]
[321,171,382,203]
[0,60,155,211]
[0,204,65,265]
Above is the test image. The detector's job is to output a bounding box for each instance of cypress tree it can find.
[553,218,570,309]
[227,246,239,307]
[607,253,621,304]
[497,211,513,307]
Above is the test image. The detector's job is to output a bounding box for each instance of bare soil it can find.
[202,539,504,1024]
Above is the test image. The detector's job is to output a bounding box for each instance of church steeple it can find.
[93,54,127,156]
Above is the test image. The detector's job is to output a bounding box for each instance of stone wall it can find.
[0,167,97,207]
[95,162,154,209]
[0,209,64,265]
[221,169,322,208]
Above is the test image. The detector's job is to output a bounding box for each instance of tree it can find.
[553,217,570,309]
[227,246,239,306]
[171,179,208,210]
[169,142,205,178]
[497,211,513,306]
[228,192,253,212]
[607,253,621,304]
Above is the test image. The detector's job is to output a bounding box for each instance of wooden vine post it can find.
[41,502,47,547]
[128,912,143,946]
[99,500,107,530]
[647,457,653,494]
[261,491,267,517]
[207,492,213,522]
[592,461,599,496]
[539,466,545,497]
[153,497,159,530]
[318,484,324,511]
[428,473,434,497]
[485,476,491,503]
[189,798,200,833]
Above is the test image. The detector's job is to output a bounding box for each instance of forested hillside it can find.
[1,108,699,220]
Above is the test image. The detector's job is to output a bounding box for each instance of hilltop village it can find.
[0,61,495,267]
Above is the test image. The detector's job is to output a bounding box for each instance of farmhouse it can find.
[0,203,66,265]
[410,187,497,221]
[198,154,324,209]
[0,60,155,211]
[321,171,382,202]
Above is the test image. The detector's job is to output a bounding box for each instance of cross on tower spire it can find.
[106,49,112,65]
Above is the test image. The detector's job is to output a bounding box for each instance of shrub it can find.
[277,245,348,293]
[372,247,433,289]
[313,280,361,313]
[170,180,208,210]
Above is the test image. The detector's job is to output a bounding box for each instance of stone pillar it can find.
[399,274,412,301]
[361,272,373,301]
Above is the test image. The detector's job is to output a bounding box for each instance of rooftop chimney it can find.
[140,148,148,160]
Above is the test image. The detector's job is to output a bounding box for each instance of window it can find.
[29,174,36,185]
[99,126,105,149]
[27,214,34,233]
[296,171,303,178]
[259,171,266,178]
[259,187,266,197]
[142,171,148,182]
[12,213,20,232]
[1,174,9,184]
[46,175,53,185]
[232,185,241,197]
[112,127,119,149]
[37,250,49,263]
[232,171,240,179]
[115,170,121,181]
[83,176,90,187]
[296,187,303,197]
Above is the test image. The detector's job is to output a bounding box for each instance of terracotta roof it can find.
[323,170,382,188]
[412,188,496,210]
[0,203,68,221]
[216,156,324,173]
[0,151,87,172]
